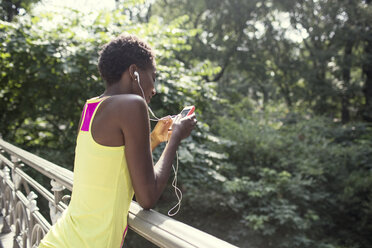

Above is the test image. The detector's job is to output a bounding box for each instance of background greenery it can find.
[1,0,372,247]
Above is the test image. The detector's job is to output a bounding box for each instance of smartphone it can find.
[169,106,195,130]
[179,105,195,118]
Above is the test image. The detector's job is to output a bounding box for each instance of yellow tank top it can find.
[39,97,134,248]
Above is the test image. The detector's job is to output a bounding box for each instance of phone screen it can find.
[169,106,195,130]
[180,108,191,117]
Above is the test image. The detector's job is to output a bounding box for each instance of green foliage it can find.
[1,1,372,248]
[0,2,227,247]
[152,0,372,122]
[0,4,217,164]
[214,106,372,248]
[0,12,104,166]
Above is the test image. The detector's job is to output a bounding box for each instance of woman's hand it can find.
[151,116,173,151]
[170,113,197,142]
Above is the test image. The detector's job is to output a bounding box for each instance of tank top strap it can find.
[79,96,110,133]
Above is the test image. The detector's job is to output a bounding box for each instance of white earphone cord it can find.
[168,151,182,216]
[136,72,182,216]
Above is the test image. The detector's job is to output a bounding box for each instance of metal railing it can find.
[0,138,238,248]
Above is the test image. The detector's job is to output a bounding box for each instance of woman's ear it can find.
[128,64,138,81]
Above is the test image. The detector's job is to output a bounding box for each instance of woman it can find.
[39,34,197,248]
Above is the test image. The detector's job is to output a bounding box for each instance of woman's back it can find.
[39,97,134,248]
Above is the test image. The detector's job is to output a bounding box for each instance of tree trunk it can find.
[362,59,372,122]
[341,40,353,123]
[341,96,350,123]
[362,0,372,122]
[3,0,14,21]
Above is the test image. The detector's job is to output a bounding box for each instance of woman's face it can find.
[136,66,157,104]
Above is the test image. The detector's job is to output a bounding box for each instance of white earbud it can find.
[134,71,144,97]
[134,70,159,121]
[134,71,139,81]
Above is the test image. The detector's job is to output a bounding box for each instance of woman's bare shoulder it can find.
[105,94,148,123]
[106,94,146,110]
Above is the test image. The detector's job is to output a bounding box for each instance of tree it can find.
[2,1,372,247]
[361,0,372,121]
[0,0,40,21]
[280,0,369,122]
[1,3,232,245]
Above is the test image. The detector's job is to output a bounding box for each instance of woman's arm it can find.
[119,95,195,209]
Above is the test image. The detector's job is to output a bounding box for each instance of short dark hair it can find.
[98,34,155,85]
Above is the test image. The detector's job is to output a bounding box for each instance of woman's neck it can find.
[101,80,132,97]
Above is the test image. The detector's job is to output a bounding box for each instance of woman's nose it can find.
[152,88,156,96]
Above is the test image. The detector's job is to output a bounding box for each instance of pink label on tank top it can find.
[80,101,100,131]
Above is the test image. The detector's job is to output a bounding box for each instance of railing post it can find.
[1,166,12,234]
[15,160,31,195]
[11,155,22,191]
[50,180,64,224]
[27,191,40,247]
[27,192,39,215]
[0,148,3,168]
[1,166,10,191]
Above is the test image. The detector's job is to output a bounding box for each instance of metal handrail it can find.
[0,138,238,248]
